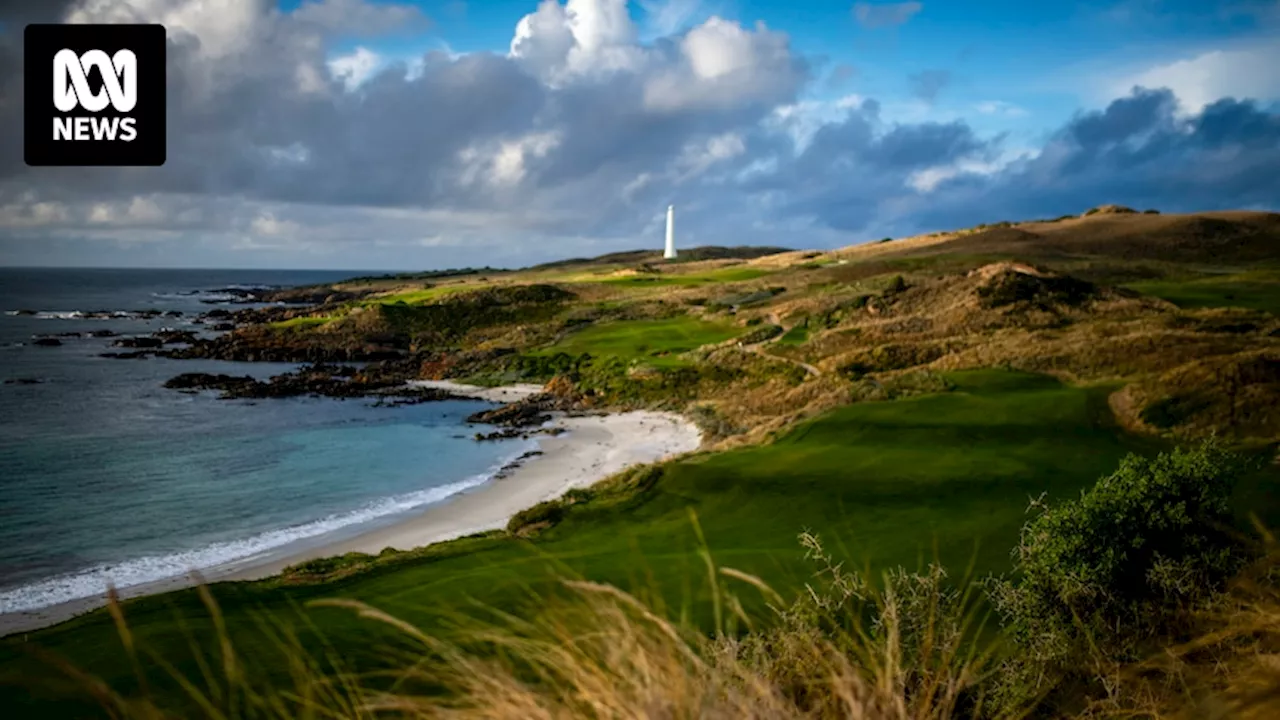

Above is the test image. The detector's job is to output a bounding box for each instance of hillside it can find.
[2,206,1279,718]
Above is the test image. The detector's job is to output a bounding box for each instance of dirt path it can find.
[739,311,822,377]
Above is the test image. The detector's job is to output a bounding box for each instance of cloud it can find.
[328,47,382,90]
[825,63,859,91]
[974,100,1027,117]
[907,69,950,103]
[0,0,1276,269]
[851,2,923,29]
[1109,40,1280,113]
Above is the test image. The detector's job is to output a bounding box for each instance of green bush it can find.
[507,499,567,535]
[986,441,1250,710]
[885,275,907,294]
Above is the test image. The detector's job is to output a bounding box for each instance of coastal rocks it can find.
[164,373,259,395]
[163,366,469,402]
[31,337,62,347]
[87,329,118,338]
[100,351,153,359]
[3,377,44,385]
[492,450,544,480]
[195,285,376,306]
[154,329,198,344]
[113,336,164,349]
[465,398,553,428]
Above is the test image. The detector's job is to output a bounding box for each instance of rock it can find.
[99,351,152,359]
[31,337,62,347]
[465,397,553,428]
[154,329,198,344]
[4,377,44,385]
[14,309,36,316]
[212,323,235,332]
[113,336,164,349]
[87,329,118,338]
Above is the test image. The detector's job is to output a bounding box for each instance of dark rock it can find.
[99,351,152,359]
[155,329,198,344]
[31,337,62,347]
[14,309,36,316]
[212,323,235,332]
[465,396,554,428]
[4,377,44,385]
[87,329,118,338]
[113,336,164,349]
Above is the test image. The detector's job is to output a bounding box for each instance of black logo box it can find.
[24,24,166,167]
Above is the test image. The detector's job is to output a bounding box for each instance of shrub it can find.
[688,403,745,439]
[884,275,907,294]
[507,499,567,536]
[986,441,1251,711]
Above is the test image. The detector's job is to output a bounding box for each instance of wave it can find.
[0,445,535,614]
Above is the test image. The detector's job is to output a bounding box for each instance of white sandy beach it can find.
[0,383,702,637]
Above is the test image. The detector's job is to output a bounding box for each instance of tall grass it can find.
[43,528,1007,720]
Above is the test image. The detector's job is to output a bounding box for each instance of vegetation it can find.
[5,209,1280,717]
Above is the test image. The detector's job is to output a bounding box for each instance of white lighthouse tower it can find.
[663,204,677,260]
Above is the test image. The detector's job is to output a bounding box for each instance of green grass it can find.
[362,283,490,306]
[590,267,772,287]
[1125,270,1280,314]
[268,315,331,330]
[777,324,810,345]
[1,370,1194,717]
[533,316,742,367]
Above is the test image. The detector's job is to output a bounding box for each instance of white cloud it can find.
[974,100,1028,117]
[1109,40,1280,112]
[328,47,382,91]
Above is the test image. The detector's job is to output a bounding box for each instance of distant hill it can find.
[531,245,792,270]
[850,208,1280,267]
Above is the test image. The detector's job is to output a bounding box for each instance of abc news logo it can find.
[24,24,166,167]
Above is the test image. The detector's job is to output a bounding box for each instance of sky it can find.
[0,0,1277,270]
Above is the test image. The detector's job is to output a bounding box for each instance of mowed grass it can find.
[268,315,331,330]
[0,370,1176,716]
[1126,270,1280,314]
[363,283,492,306]
[534,316,741,366]
[580,267,773,287]
[777,324,810,345]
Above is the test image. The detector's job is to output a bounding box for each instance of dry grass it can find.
[64,532,1009,720]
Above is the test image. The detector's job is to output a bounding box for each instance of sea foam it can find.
[0,445,534,614]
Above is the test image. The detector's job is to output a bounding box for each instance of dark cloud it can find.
[0,0,1275,270]
[878,88,1280,232]
[908,69,951,103]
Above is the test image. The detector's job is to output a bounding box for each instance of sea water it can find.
[0,268,531,613]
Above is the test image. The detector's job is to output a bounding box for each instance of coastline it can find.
[0,383,702,637]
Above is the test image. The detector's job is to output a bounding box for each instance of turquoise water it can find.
[0,269,530,613]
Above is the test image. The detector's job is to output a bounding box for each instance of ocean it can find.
[0,268,531,614]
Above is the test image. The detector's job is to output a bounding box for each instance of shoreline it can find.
[0,383,702,638]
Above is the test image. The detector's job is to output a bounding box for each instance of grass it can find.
[267,315,332,330]
[0,370,1184,716]
[777,324,810,346]
[532,316,742,367]
[1125,270,1280,314]
[590,267,773,287]
[362,283,491,306]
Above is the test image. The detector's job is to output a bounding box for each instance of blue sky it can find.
[0,0,1277,268]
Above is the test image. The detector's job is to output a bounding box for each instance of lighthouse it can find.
[663,205,677,260]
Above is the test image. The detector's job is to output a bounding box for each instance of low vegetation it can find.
[4,206,1280,717]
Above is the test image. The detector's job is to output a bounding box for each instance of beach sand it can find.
[0,384,702,637]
